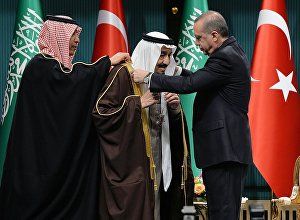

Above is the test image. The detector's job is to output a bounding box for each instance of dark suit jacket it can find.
[150,36,253,168]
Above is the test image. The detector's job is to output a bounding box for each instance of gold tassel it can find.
[123,63,158,191]
[180,108,189,205]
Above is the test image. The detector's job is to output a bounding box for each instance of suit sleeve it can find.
[150,55,231,94]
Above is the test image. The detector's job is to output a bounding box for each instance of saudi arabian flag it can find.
[0,0,43,181]
[176,0,208,177]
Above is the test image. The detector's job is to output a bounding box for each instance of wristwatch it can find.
[143,72,152,84]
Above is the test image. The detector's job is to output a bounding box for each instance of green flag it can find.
[176,0,208,177]
[0,0,43,181]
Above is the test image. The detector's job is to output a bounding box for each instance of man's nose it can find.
[163,56,170,65]
[195,39,201,46]
[75,36,80,43]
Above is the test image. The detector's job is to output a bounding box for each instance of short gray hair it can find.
[195,10,229,38]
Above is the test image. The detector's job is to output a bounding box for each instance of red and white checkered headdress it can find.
[38,15,82,69]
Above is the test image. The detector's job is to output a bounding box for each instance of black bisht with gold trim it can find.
[0,53,111,219]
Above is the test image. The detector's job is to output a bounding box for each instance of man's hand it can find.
[109,52,131,65]
[141,90,159,108]
[164,92,180,110]
[132,69,149,83]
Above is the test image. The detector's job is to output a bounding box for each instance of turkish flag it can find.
[92,0,129,62]
[249,0,300,197]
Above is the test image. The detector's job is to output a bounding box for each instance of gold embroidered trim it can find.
[94,64,139,116]
[180,108,189,205]
[40,53,108,73]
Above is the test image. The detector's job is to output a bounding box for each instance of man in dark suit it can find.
[132,10,253,220]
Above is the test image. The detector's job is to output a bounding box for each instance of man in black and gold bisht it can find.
[0,15,130,219]
[92,32,194,220]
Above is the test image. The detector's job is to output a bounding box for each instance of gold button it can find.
[171,7,178,15]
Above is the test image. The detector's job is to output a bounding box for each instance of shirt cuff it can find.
[147,72,153,88]
[174,66,182,76]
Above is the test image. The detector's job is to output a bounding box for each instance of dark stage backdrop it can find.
[0,0,299,199]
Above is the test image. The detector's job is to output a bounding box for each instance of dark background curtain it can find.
[1,0,299,199]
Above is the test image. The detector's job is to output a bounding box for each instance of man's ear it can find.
[211,31,218,41]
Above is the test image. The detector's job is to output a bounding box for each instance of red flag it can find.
[92,0,129,62]
[249,0,300,197]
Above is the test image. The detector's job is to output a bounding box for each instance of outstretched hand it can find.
[132,69,149,83]
[109,52,131,65]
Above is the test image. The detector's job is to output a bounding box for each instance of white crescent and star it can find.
[97,10,128,52]
[270,69,297,102]
[251,9,297,102]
